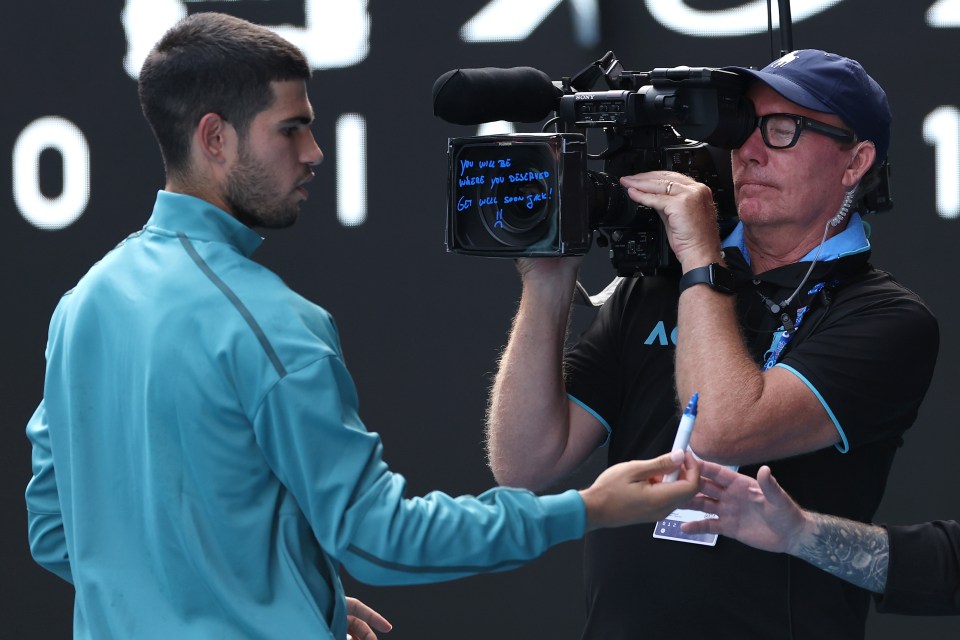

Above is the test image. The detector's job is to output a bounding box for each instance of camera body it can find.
[445,54,756,275]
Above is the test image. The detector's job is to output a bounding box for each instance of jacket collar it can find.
[143,191,264,258]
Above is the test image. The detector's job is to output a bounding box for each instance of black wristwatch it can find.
[678,262,736,295]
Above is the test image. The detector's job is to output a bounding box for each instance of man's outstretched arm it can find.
[682,462,888,593]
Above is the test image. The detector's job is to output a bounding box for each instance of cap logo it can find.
[770,51,800,68]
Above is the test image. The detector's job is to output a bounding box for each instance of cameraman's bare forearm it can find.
[793,512,889,594]
[487,301,574,488]
[677,286,840,465]
[486,267,586,489]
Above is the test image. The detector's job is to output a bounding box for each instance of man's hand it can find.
[579,450,701,531]
[346,596,392,640]
[680,462,808,554]
[682,462,892,593]
[618,171,722,271]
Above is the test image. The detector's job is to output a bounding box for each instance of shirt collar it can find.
[721,212,871,266]
[144,191,264,257]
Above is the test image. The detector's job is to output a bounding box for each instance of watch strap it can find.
[678,263,735,295]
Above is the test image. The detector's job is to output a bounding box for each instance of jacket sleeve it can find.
[25,400,73,584]
[251,354,586,586]
[874,521,960,615]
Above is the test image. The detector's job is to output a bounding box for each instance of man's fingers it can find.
[685,494,719,514]
[649,472,701,511]
[681,516,721,536]
[641,486,700,521]
[680,451,702,482]
[627,451,684,481]
[620,172,689,193]
[657,477,700,501]
[693,477,726,500]
[698,460,735,487]
[347,618,375,640]
[345,598,392,634]
[757,466,790,509]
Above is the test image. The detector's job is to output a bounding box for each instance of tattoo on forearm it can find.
[795,514,889,593]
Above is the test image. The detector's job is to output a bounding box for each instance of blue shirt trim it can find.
[567,393,612,448]
[774,363,849,453]
[722,212,871,266]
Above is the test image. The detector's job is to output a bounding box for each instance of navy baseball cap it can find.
[723,50,891,165]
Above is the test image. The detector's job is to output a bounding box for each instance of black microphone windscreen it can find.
[432,67,560,125]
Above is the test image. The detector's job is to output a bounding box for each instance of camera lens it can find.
[451,138,561,251]
[483,166,553,241]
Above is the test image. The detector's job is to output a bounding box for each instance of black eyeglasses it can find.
[755,113,856,149]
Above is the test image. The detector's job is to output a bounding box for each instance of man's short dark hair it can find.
[138,12,311,178]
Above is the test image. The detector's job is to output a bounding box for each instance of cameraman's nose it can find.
[734,126,767,163]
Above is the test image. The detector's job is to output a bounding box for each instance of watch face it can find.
[712,264,736,293]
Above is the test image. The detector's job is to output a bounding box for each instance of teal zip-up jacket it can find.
[26,191,585,639]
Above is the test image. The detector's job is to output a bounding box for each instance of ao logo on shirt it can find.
[644,321,678,346]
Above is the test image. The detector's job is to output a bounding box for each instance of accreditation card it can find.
[653,508,720,546]
[653,463,738,546]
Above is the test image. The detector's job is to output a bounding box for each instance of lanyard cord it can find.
[761,279,839,371]
[757,205,852,370]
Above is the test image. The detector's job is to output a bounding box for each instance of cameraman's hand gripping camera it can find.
[433,51,757,276]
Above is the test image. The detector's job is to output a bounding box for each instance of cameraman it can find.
[487,50,939,638]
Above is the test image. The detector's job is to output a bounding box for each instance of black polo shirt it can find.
[565,245,939,639]
[876,520,960,614]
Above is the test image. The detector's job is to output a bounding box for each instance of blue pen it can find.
[662,392,698,483]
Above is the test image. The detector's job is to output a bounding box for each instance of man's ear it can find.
[843,141,877,188]
[195,113,235,165]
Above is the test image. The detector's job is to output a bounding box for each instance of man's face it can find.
[223,80,323,229]
[732,83,855,231]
